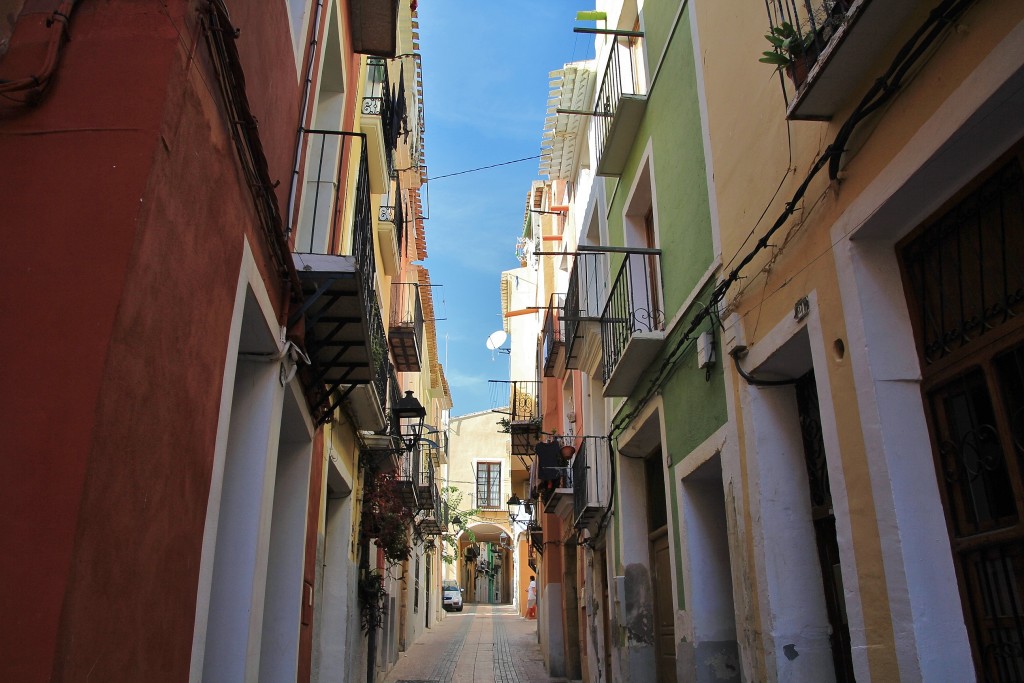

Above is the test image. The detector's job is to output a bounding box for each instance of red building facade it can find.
[0,1,408,680]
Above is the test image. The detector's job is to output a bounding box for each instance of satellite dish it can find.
[485,330,508,350]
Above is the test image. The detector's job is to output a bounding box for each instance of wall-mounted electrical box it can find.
[697,330,715,369]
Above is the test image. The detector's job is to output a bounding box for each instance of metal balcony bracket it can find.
[288,276,339,327]
[325,383,359,415]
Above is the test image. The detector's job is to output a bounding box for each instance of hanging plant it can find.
[361,468,414,565]
[358,570,388,633]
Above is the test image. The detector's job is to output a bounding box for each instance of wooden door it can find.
[651,529,677,683]
[898,149,1024,681]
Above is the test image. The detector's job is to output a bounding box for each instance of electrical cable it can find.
[0,1,77,100]
[427,155,541,181]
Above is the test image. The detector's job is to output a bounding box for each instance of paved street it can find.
[383,604,568,683]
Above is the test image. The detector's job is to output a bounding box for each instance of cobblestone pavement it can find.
[383,603,569,683]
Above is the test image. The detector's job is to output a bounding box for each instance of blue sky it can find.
[418,2,589,416]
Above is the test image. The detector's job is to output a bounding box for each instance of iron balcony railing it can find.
[418,451,435,511]
[394,443,421,509]
[572,437,609,529]
[368,305,389,408]
[593,33,645,168]
[293,132,388,419]
[362,57,395,175]
[389,281,424,372]
[542,293,565,377]
[768,0,852,66]
[601,250,663,384]
[572,440,589,523]
[416,480,444,535]
[564,252,608,369]
[489,380,541,424]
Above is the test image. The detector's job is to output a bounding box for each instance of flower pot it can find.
[785,54,813,89]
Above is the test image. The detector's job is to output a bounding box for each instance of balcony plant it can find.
[358,569,388,632]
[760,22,817,87]
[361,468,414,564]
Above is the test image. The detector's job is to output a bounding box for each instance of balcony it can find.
[291,133,389,428]
[394,443,420,511]
[573,437,609,533]
[490,380,542,456]
[359,366,404,471]
[529,522,544,556]
[350,0,400,58]
[542,294,565,378]
[594,32,647,176]
[361,57,395,193]
[601,249,665,396]
[771,0,923,120]
[417,445,436,511]
[564,251,608,370]
[389,281,424,372]
[416,487,445,536]
[534,446,572,511]
[376,175,405,277]
[546,448,575,520]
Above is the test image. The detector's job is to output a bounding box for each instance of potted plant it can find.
[760,21,817,87]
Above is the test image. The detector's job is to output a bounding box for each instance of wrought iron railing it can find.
[488,380,541,423]
[390,282,424,348]
[294,132,388,413]
[564,252,608,368]
[396,443,420,488]
[420,480,443,534]
[418,452,435,511]
[593,35,645,168]
[542,293,564,377]
[385,366,403,441]
[362,57,394,175]
[572,439,589,524]
[764,0,852,92]
[572,437,609,528]
[295,132,377,293]
[600,250,663,384]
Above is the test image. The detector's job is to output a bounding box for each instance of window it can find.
[476,462,501,508]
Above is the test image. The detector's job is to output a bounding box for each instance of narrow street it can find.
[383,604,568,683]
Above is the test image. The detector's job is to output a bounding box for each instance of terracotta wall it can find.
[0,1,304,679]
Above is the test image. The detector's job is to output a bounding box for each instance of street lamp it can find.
[507,493,523,525]
[392,390,426,451]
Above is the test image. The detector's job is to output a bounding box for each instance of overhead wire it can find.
[427,155,541,181]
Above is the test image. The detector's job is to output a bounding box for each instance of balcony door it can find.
[624,164,662,333]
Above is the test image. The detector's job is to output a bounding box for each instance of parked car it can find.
[442,581,463,612]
